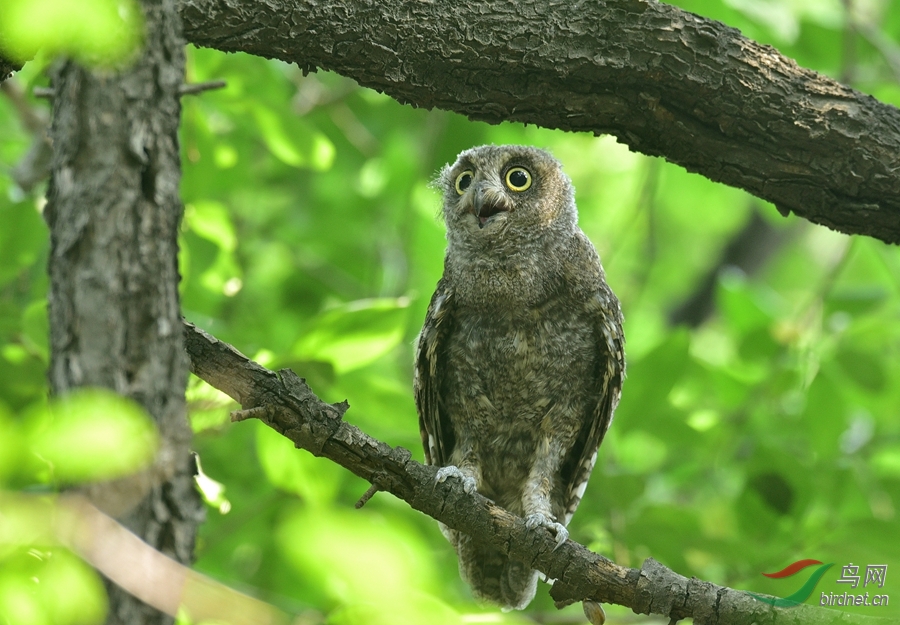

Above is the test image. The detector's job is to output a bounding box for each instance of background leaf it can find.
[23,389,158,484]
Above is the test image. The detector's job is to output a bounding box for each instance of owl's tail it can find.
[452,531,539,610]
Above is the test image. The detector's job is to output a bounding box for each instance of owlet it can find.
[414,145,625,610]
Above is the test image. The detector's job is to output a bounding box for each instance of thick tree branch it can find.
[177,0,900,244]
[182,320,889,625]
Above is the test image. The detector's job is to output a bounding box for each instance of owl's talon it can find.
[525,513,569,549]
[552,525,569,550]
[435,465,478,494]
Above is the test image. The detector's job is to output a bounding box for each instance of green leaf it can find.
[0,547,106,625]
[35,549,107,625]
[615,430,668,473]
[23,389,158,483]
[356,158,388,198]
[186,375,234,434]
[253,105,306,167]
[331,369,417,443]
[799,372,846,459]
[617,329,691,426]
[328,594,460,625]
[716,268,775,333]
[748,472,794,515]
[0,203,45,287]
[871,446,900,479]
[252,105,335,171]
[293,298,411,373]
[825,287,887,318]
[193,454,231,514]
[255,423,341,505]
[184,201,237,252]
[0,0,143,64]
[686,409,720,432]
[20,300,48,363]
[834,346,887,392]
[277,507,437,605]
[0,407,22,484]
[738,326,780,362]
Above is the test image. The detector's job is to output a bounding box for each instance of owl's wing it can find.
[561,286,625,526]
[414,278,455,467]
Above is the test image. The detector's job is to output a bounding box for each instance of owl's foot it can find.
[525,513,569,550]
[435,465,478,495]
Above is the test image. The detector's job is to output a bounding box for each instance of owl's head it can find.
[437,145,577,245]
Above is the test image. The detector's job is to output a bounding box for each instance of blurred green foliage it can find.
[0,0,143,66]
[0,545,106,625]
[2,0,900,623]
[0,390,159,624]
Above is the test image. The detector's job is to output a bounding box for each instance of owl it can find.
[414,145,625,611]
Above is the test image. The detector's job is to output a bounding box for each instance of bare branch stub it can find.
[230,405,273,422]
[354,483,380,509]
[179,79,227,96]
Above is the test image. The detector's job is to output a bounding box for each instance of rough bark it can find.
[177,0,900,244]
[44,0,203,623]
[182,320,890,625]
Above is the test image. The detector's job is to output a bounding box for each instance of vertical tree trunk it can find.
[44,1,202,623]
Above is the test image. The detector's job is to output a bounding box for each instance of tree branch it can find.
[177,0,900,244]
[182,320,889,625]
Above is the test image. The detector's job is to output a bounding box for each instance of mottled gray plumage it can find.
[414,145,625,610]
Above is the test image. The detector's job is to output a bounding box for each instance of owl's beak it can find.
[472,187,511,229]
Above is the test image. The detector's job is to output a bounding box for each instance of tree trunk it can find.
[43,0,203,623]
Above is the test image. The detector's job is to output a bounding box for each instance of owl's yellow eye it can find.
[505,167,532,192]
[455,171,474,195]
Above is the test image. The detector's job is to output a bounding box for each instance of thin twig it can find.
[179,80,227,96]
[1,79,48,131]
[354,483,380,508]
